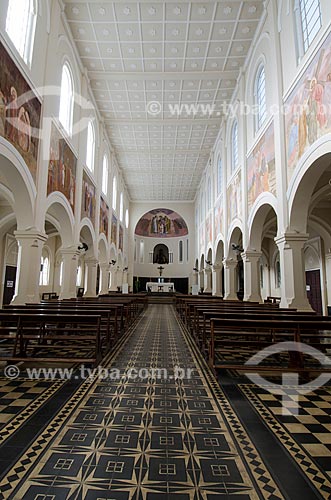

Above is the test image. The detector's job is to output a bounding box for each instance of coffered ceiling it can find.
[64,1,265,201]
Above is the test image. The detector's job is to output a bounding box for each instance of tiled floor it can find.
[0,304,330,499]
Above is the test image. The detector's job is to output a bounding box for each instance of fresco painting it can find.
[100,197,109,239]
[81,170,96,224]
[206,214,212,244]
[118,224,124,252]
[111,213,118,246]
[247,122,276,211]
[47,123,76,213]
[214,198,224,237]
[285,31,331,181]
[0,41,42,180]
[200,224,205,250]
[135,208,188,238]
[227,171,242,225]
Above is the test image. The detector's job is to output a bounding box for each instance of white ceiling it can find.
[64,1,265,201]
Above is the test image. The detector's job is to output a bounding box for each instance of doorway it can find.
[3,266,17,305]
[305,269,322,315]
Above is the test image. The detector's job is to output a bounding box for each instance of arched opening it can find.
[215,240,225,296]
[228,227,244,300]
[153,243,169,264]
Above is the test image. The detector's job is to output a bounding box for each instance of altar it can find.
[146,282,175,292]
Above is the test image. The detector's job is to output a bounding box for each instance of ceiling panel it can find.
[64,0,264,201]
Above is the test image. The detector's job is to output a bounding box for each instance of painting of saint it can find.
[214,198,224,237]
[47,122,77,213]
[285,32,331,181]
[81,170,96,224]
[135,208,188,238]
[118,225,124,252]
[0,41,41,180]
[247,121,276,211]
[227,171,242,225]
[206,215,212,244]
[111,213,118,246]
[100,197,109,239]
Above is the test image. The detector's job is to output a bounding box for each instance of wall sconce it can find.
[110,260,116,266]
[123,267,128,271]
[205,260,213,266]
[231,243,243,254]
[193,267,199,272]
[78,242,88,252]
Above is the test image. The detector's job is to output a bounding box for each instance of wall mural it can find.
[285,31,331,181]
[206,214,212,244]
[200,224,205,250]
[48,122,76,213]
[111,212,117,246]
[81,170,96,225]
[227,171,242,225]
[247,121,276,211]
[0,41,42,181]
[134,208,188,238]
[214,198,224,237]
[100,197,109,239]
[118,224,124,252]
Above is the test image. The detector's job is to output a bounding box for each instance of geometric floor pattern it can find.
[1,305,284,500]
[240,384,331,498]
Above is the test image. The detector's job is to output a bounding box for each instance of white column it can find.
[324,253,331,311]
[212,264,223,296]
[84,258,98,298]
[12,230,48,304]
[199,271,204,291]
[242,251,262,302]
[204,267,212,292]
[99,263,110,295]
[275,232,313,310]
[109,267,117,291]
[223,258,238,300]
[59,247,80,299]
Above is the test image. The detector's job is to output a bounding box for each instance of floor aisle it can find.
[0,304,328,499]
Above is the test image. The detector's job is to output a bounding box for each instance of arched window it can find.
[86,121,95,172]
[59,261,64,287]
[255,65,266,131]
[217,157,222,194]
[119,193,123,221]
[125,208,129,229]
[6,0,37,65]
[39,255,49,286]
[102,154,109,194]
[296,0,321,56]
[231,121,239,172]
[179,241,183,263]
[112,176,117,211]
[59,63,74,135]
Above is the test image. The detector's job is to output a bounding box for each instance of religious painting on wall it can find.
[0,41,42,181]
[111,212,118,246]
[134,208,188,238]
[100,197,109,239]
[205,214,212,244]
[81,170,96,224]
[247,121,276,211]
[214,198,224,238]
[47,122,76,213]
[227,171,242,225]
[285,31,331,181]
[118,224,124,252]
[199,224,205,250]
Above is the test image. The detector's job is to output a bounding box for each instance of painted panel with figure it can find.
[118,225,124,252]
[285,31,331,181]
[100,197,109,239]
[0,41,41,180]
[247,122,276,211]
[47,123,76,213]
[111,213,118,246]
[81,170,96,225]
[200,224,205,250]
[205,214,212,244]
[227,171,242,225]
[134,208,188,238]
[214,198,224,237]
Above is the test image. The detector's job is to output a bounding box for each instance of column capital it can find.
[14,229,48,243]
[99,262,110,270]
[204,266,212,274]
[275,232,309,246]
[223,258,237,269]
[241,250,262,261]
[212,263,223,271]
[85,257,98,266]
[60,246,80,257]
